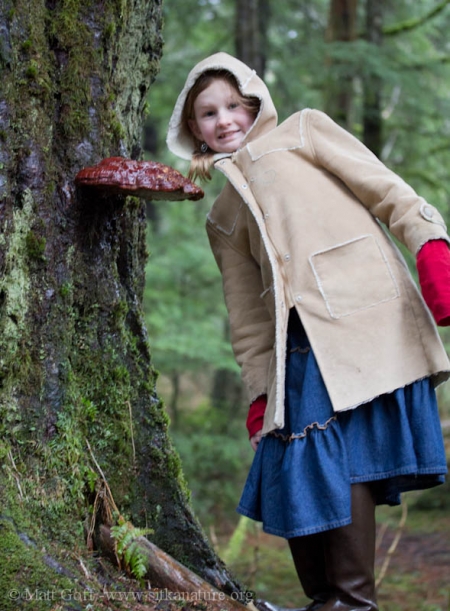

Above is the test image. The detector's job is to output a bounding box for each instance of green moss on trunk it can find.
[0,0,237,598]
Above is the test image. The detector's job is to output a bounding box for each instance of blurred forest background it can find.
[143,1,450,609]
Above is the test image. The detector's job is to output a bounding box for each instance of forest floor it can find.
[225,500,450,611]
[375,528,450,609]
[374,507,450,611]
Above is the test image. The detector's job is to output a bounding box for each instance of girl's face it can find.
[188,79,255,154]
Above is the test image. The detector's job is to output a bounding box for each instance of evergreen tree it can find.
[0,0,239,603]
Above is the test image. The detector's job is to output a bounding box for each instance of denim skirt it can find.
[237,309,448,538]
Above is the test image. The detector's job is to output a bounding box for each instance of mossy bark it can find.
[0,1,238,605]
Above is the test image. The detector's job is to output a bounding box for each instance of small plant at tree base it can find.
[110,517,153,581]
[86,439,153,582]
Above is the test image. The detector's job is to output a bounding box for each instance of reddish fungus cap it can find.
[75,157,204,201]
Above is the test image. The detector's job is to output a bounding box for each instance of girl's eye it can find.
[229,102,239,109]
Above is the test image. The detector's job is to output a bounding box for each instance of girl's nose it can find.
[217,110,231,126]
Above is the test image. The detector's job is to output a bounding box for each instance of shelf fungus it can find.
[75,157,204,201]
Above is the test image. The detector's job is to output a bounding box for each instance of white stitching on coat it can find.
[206,201,244,236]
[247,109,308,161]
[242,70,257,90]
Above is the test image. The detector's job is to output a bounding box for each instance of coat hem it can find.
[261,371,450,434]
[321,370,450,415]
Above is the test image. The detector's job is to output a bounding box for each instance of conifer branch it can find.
[383,0,450,36]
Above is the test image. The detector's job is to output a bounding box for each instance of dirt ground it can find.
[231,508,450,611]
[375,521,450,610]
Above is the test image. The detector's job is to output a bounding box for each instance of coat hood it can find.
[166,52,278,161]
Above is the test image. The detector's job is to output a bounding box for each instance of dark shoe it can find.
[257,602,324,611]
[320,484,378,611]
[298,603,326,611]
[289,532,330,609]
[257,603,324,611]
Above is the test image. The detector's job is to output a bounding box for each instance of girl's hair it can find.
[182,69,260,181]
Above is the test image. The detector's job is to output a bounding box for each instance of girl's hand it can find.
[250,430,263,451]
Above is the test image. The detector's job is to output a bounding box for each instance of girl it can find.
[167,53,450,611]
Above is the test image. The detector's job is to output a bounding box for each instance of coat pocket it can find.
[309,234,400,319]
[207,185,244,237]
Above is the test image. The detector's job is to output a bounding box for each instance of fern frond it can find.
[110,518,153,581]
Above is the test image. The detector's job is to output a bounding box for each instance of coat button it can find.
[284,254,291,261]
[242,183,248,189]
[419,202,446,229]
[296,295,302,303]
[422,205,434,220]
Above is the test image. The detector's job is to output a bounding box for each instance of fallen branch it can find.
[96,524,256,611]
[376,499,408,589]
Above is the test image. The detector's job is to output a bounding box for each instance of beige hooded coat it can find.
[167,52,450,435]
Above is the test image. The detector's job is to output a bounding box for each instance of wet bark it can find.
[0,0,240,602]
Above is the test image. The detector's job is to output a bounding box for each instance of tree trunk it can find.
[0,0,240,603]
[210,318,244,424]
[235,0,270,76]
[211,367,244,421]
[169,370,181,426]
[363,0,383,156]
[324,0,359,126]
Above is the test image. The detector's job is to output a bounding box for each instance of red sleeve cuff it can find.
[417,239,450,326]
[246,395,267,438]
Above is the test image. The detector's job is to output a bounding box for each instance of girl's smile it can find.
[189,79,255,154]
